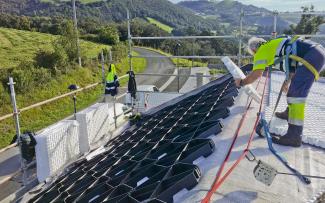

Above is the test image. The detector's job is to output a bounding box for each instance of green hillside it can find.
[146,17,173,33]
[0,28,107,69]
[178,0,290,33]
[0,0,221,32]
[40,0,102,3]
[0,28,146,149]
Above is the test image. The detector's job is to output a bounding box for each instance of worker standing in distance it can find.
[235,36,325,147]
[105,64,119,97]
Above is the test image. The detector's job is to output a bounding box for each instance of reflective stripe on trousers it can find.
[288,102,305,126]
[287,44,325,127]
[106,86,116,91]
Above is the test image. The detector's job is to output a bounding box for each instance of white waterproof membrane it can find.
[265,72,325,148]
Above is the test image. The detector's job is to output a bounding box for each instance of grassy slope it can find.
[146,17,173,33]
[0,28,106,69]
[0,28,146,149]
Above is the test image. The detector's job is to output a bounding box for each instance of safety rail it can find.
[0,74,129,123]
[131,34,325,40]
[135,73,215,78]
[127,9,325,71]
[131,35,271,40]
[131,55,252,59]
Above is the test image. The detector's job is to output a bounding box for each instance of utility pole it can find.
[72,0,82,67]
[127,9,133,71]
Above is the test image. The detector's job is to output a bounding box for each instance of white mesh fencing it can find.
[35,120,80,182]
[265,72,325,148]
[34,102,125,182]
[76,103,111,153]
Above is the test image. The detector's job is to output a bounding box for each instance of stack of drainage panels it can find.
[29,75,238,203]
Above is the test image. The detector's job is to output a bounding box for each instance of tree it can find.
[54,21,79,62]
[284,5,324,35]
[19,16,31,30]
[111,43,128,63]
[98,25,120,45]
[34,48,67,72]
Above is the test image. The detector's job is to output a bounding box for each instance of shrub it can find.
[55,21,79,62]
[9,65,52,94]
[34,49,58,70]
[10,69,34,93]
[0,83,10,107]
[32,68,52,87]
[111,42,128,63]
[52,46,69,72]
[98,25,120,45]
[81,34,99,43]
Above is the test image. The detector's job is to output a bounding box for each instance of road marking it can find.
[159,68,178,92]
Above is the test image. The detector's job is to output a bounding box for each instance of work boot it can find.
[271,124,302,147]
[275,107,289,121]
[255,120,265,137]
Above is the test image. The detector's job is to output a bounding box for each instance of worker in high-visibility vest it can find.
[105,64,119,96]
[235,36,325,147]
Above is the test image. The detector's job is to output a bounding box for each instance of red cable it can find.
[211,78,263,184]
[202,73,269,203]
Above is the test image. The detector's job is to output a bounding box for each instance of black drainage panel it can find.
[180,139,215,164]
[29,75,238,203]
[152,163,201,203]
[194,120,224,139]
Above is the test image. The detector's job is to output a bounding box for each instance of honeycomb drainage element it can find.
[29,75,238,203]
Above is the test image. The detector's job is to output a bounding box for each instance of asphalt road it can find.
[133,47,176,89]
[0,47,192,201]
[115,47,190,103]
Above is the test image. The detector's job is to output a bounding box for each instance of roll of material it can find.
[222,57,261,103]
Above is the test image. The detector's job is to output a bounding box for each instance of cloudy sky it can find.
[169,0,325,11]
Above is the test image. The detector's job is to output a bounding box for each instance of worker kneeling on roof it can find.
[235,36,325,147]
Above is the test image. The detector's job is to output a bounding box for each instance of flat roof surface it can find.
[177,75,325,203]
[20,74,325,203]
[23,75,238,203]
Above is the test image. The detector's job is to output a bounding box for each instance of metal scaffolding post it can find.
[267,11,279,107]
[191,39,195,70]
[8,77,26,185]
[176,43,181,93]
[101,50,106,84]
[109,50,113,64]
[127,9,135,112]
[113,97,117,129]
[127,9,133,72]
[273,10,278,38]
[238,9,244,67]
[72,0,82,67]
